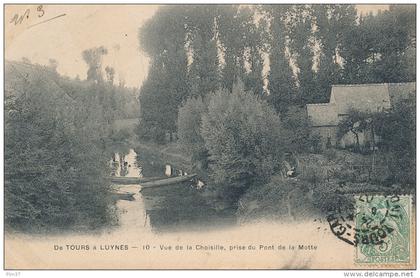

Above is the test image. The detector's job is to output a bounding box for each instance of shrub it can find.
[312,182,354,215]
[281,105,312,153]
[110,128,131,145]
[300,165,327,186]
[308,133,322,153]
[237,175,298,221]
[324,148,337,161]
[137,119,166,144]
[201,83,287,200]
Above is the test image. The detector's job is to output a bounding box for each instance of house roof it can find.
[307,82,415,127]
[330,83,391,115]
[306,103,338,127]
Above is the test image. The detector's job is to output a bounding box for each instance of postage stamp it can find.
[354,195,411,264]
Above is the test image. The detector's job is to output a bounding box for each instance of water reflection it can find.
[111,148,236,234]
[111,151,143,178]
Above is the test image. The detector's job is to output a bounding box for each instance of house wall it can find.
[310,126,338,149]
[311,125,380,150]
[338,129,380,150]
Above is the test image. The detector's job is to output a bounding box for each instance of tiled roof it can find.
[307,82,416,127]
[330,83,391,115]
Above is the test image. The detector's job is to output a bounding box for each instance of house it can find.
[306,103,338,148]
[307,82,415,149]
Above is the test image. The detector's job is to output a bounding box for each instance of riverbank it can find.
[134,142,193,174]
[131,142,414,225]
[236,149,415,223]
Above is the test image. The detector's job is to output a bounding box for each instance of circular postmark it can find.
[326,195,409,246]
[326,194,411,264]
[325,197,357,246]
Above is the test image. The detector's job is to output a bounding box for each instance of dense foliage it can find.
[374,95,416,185]
[196,83,286,200]
[138,5,415,142]
[177,96,208,167]
[5,57,136,232]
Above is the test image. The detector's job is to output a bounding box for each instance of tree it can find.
[337,109,372,152]
[5,61,113,231]
[189,36,220,97]
[373,5,416,82]
[177,96,208,168]
[186,6,221,97]
[240,6,266,96]
[105,66,115,85]
[137,61,171,143]
[374,94,415,185]
[341,5,415,84]
[82,46,108,83]
[138,6,190,142]
[281,105,312,153]
[216,5,243,93]
[265,5,297,113]
[201,81,287,201]
[287,5,317,104]
[340,12,378,84]
[48,58,59,72]
[313,5,357,101]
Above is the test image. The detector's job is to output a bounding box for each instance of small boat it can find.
[109,176,163,185]
[140,174,197,191]
[110,191,136,201]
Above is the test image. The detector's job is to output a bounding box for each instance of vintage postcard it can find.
[3,4,416,270]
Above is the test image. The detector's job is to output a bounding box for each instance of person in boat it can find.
[287,167,296,177]
[121,161,129,176]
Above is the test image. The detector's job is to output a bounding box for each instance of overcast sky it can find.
[5,4,389,88]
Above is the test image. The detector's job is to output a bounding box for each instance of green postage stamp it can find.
[355,195,412,264]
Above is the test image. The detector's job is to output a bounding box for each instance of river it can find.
[111,148,236,233]
[5,149,356,269]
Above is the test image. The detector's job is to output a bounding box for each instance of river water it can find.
[110,149,151,233]
[111,148,236,233]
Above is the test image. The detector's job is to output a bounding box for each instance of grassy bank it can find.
[237,149,415,223]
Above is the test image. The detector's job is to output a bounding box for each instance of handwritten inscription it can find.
[10,5,45,25]
[9,9,30,25]
[9,6,67,29]
[37,5,45,17]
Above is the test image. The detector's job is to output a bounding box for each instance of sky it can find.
[5,4,389,88]
[6,5,158,88]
